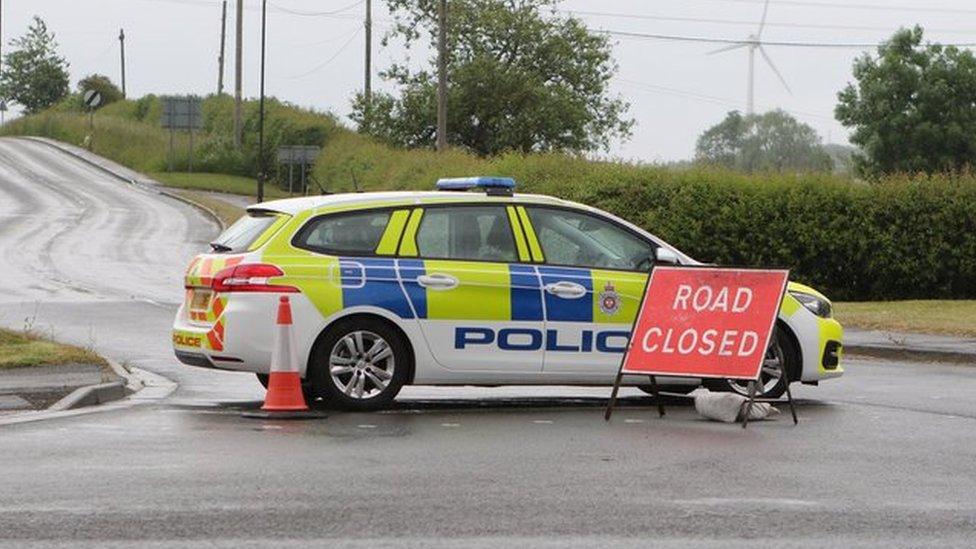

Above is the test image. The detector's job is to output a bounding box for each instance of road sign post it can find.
[82,90,102,150]
[276,146,321,195]
[604,266,791,427]
[161,96,203,172]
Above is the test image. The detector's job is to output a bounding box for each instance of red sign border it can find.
[618,265,790,381]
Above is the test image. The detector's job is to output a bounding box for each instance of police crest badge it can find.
[598,282,620,316]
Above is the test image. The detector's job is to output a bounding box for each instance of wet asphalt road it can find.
[1,137,975,547]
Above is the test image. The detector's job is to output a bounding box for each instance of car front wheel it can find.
[718,327,796,399]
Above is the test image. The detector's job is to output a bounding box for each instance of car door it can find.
[520,206,656,375]
[397,204,545,372]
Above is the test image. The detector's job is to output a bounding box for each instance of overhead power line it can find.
[286,28,361,79]
[566,9,976,36]
[269,0,363,17]
[602,29,976,49]
[685,0,976,16]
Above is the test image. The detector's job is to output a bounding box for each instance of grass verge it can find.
[0,328,107,370]
[833,301,976,338]
[150,171,286,198]
[172,189,246,228]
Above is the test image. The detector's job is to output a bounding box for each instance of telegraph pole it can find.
[364,0,372,104]
[436,0,448,152]
[118,28,126,97]
[217,0,227,95]
[363,0,373,103]
[257,0,267,203]
[234,0,243,148]
[0,0,4,125]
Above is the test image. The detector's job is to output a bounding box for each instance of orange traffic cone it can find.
[261,296,309,412]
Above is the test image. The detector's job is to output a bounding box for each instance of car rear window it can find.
[211,211,281,253]
[293,210,392,255]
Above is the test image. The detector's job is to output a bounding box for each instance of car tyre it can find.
[307,316,410,411]
[717,326,797,399]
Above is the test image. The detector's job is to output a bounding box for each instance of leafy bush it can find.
[315,136,976,301]
[4,93,974,300]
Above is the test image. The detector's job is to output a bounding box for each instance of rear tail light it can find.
[211,263,299,293]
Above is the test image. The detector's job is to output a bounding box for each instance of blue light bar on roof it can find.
[435,176,516,192]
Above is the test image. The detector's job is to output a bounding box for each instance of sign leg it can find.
[649,375,665,418]
[604,371,624,422]
[168,128,175,172]
[784,378,799,425]
[741,380,758,429]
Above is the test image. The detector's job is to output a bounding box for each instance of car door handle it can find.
[417,273,459,290]
[544,281,588,299]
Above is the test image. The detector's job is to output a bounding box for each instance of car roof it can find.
[249,191,581,215]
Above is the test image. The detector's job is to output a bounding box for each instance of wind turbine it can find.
[708,0,791,115]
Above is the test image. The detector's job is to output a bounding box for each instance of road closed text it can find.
[641,327,759,357]
[622,267,789,379]
[640,283,759,357]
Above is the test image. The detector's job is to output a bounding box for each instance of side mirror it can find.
[655,247,679,265]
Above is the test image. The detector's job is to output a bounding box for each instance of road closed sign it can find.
[622,266,789,380]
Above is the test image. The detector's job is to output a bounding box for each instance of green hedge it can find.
[316,142,976,301]
[0,95,339,178]
[4,97,974,300]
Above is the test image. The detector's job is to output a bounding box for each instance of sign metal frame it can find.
[603,264,796,428]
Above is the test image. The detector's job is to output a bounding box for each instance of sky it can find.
[2,0,976,161]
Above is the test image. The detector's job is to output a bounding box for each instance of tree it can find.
[352,0,633,156]
[836,26,976,176]
[0,17,70,114]
[77,74,123,108]
[695,110,833,173]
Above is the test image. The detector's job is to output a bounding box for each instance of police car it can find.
[173,177,843,410]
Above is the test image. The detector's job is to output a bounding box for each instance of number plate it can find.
[190,289,212,312]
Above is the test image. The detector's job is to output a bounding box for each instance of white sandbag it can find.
[693,389,780,423]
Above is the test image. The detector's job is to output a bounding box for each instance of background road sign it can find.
[622,266,789,380]
[161,96,203,130]
[276,145,320,165]
[83,90,102,109]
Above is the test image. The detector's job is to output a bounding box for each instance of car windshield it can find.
[210,211,280,253]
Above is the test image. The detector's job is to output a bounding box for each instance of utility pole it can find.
[364,0,372,105]
[1,0,4,87]
[217,0,227,95]
[436,0,448,152]
[234,0,243,148]
[119,28,126,97]
[257,0,267,203]
[0,0,4,126]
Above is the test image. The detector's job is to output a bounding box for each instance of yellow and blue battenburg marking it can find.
[538,266,594,322]
[338,258,415,318]
[333,257,612,324]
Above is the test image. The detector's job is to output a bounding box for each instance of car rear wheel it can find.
[719,327,795,399]
[307,317,410,411]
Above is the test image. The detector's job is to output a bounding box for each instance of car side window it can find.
[294,210,391,254]
[416,206,518,262]
[526,207,655,271]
